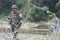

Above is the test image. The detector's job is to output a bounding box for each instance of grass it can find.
[0,33,48,40]
[0,12,60,40]
[44,32,60,40]
[19,33,45,40]
[0,17,55,39]
[0,32,60,40]
[21,22,49,29]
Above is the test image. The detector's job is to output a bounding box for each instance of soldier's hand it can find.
[5,19,9,22]
[13,24,19,28]
[14,24,19,29]
[16,25,19,28]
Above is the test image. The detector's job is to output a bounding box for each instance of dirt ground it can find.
[0,33,46,40]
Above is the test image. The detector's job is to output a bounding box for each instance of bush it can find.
[26,7,50,22]
[0,0,55,22]
[16,0,53,22]
[55,0,60,18]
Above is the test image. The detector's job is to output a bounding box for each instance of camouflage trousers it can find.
[11,24,21,39]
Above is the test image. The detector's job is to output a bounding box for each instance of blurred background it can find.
[0,0,60,22]
[0,0,60,40]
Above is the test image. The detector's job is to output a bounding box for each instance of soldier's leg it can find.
[11,25,15,32]
[13,26,20,39]
[13,24,21,39]
[11,25,16,39]
[13,23,22,39]
[13,28,18,38]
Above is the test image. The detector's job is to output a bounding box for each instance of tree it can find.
[0,0,16,18]
[46,0,59,13]
[1,0,16,9]
[55,0,60,18]
[15,0,54,22]
[0,1,2,14]
[0,0,59,21]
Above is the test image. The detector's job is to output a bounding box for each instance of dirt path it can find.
[0,33,45,40]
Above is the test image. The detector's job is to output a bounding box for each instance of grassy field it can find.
[0,32,60,40]
[0,17,60,40]
[0,33,49,40]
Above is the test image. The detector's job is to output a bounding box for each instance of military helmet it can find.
[11,4,18,9]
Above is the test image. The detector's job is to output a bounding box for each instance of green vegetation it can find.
[1,0,60,40]
[0,9,10,18]
[56,0,60,18]
[0,0,59,22]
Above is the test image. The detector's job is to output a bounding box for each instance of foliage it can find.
[46,0,59,13]
[0,0,16,15]
[0,0,16,9]
[0,0,60,22]
[15,0,53,22]
[26,7,49,22]
[0,9,11,18]
[55,0,60,18]
[56,0,60,11]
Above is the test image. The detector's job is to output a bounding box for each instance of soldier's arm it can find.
[17,11,24,24]
[18,11,23,20]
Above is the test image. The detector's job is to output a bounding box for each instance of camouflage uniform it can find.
[8,11,22,32]
[8,4,22,39]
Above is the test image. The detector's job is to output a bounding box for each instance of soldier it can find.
[7,4,23,39]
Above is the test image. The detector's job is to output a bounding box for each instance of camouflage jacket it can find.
[8,11,22,25]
